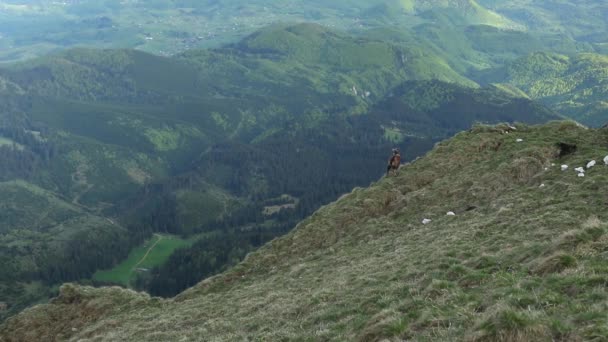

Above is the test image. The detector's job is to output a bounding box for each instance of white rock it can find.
[516,138,524,142]
[422,219,432,225]
[446,211,456,216]
[587,160,596,169]
[578,173,585,177]
[574,167,585,173]
[604,156,608,165]
[544,167,548,171]
[539,184,545,188]
[551,163,555,167]
[508,125,517,131]
[561,165,569,171]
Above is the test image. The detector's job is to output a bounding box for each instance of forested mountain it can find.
[0,23,564,321]
[4,121,608,341]
[132,80,559,297]
[2,0,606,63]
[479,0,608,48]
[1,0,607,333]
[478,52,608,126]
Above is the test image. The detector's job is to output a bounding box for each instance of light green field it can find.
[0,136,24,150]
[93,234,193,286]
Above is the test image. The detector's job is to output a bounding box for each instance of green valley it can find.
[3,121,608,340]
[0,1,607,338]
[0,23,564,322]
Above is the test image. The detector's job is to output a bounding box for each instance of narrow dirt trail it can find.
[133,234,163,270]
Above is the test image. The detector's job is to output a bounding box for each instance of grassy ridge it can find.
[3,121,608,340]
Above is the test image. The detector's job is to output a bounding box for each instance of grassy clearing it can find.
[4,121,608,341]
[92,234,193,286]
[0,137,23,150]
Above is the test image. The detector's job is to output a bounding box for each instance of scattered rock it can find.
[422,219,432,225]
[508,125,517,131]
[574,167,585,173]
[561,165,569,171]
[578,173,585,178]
[587,160,596,169]
[516,138,524,143]
[446,211,456,216]
[605,156,608,165]
[539,184,546,188]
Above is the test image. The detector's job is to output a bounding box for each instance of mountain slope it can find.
[3,121,607,341]
[479,52,608,127]
[479,0,608,47]
[0,0,517,62]
[0,180,130,321]
[128,81,561,297]
[0,23,567,322]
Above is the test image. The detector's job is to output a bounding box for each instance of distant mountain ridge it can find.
[478,52,608,127]
[0,0,607,61]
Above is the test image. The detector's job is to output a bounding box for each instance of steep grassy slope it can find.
[479,52,608,127]
[3,121,607,341]
[129,81,561,297]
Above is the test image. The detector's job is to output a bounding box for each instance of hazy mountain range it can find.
[0,1,607,338]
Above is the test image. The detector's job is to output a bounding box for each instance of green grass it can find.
[0,137,23,149]
[4,121,608,341]
[92,234,194,286]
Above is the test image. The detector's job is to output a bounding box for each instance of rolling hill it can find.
[478,52,608,127]
[0,0,526,63]
[3,121,607,340]
[479,0,608,48]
